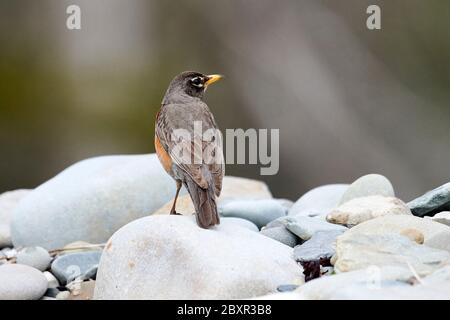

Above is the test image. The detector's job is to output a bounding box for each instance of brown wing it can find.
[155,102,224,196]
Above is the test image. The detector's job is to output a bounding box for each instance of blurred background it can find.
[1,0,449,201]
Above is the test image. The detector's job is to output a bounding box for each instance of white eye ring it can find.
[191,77,203,87]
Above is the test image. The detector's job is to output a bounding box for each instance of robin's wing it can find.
[156,102,224,196]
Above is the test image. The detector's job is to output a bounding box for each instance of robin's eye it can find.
[190,77,203,87]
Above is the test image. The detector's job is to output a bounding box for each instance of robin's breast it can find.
[155,135,173,175]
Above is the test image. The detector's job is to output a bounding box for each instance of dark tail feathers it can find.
[185,176,220,229]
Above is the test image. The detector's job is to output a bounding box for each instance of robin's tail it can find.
[185,176,220,229]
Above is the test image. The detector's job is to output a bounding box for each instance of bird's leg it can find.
[170,180,182,215]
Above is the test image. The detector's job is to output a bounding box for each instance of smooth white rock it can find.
[339,174,395,205]
[94,215,303,299]
[284,216,347,241]
[0,190,31,248]
[289,184,349,217]
[11,154,179,250]
[16,246,52,271]
[0,264,48,300]
[327,196,411,226]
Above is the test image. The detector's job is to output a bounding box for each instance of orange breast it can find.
[155,135,173,174]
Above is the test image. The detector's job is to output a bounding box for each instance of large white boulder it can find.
[94,215,303,299]
[11,154,179,250]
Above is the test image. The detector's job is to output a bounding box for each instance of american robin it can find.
[155,71,225,228]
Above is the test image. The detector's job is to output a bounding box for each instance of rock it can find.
[294,230,344,281]
[51,251,101,285]
[11,154,179,250]
[16,246,52,271]
[294,230,344,263]
[94,215,304,299]
[339,174,395,205]
[221,217,259,232]
[425,231,450,252]
[44,287,60,298]
[43,271,59,288]
[67,280,96,300]
[327,265,450,299]
[408,182,450,217]
[276,199,295,211]
[428,211,450,226]
[277,284,299,292]
[296,266,415,300]
[289,184,349,217]
[334,232,450,276]
[153,176,273,216]
[400,228,424,244]
[0,264,48,300]
[284,216,347,241]
[0,189,31,248]
[342,215,450,245]
[56,291,70,300]
[219,199,286,229]
[260,226,298,247]
[327,196,411,226]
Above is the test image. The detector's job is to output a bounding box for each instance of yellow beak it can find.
[205,74,223,86]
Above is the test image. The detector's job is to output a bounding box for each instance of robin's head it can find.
[163,71,223,104]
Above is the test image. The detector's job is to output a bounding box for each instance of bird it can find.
[155,71,225,228]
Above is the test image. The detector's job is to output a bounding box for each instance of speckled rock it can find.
[327,196,411,226]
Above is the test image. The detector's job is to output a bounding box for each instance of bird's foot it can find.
[170,210,182,216]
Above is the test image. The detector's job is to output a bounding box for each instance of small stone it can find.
[43,271,60,288]
[400,229,424,244]
[51,251,101,285]
[327,196,411,226]
[67,280,96,300]
[408,182,450,217]
[56,291,70,300]
[44,287,60,298]
[219,199,286,229]
[2,248,17,259]
[260,227,298,247]
[294,230,344,263]
[0,264,48,300]
[339,174,395,205]
[428,211,450,226]
[289,184,349,217]
[284,216,347,241]
[277,284,299,292]
[221,217,259,232]
[16,246,52,271]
